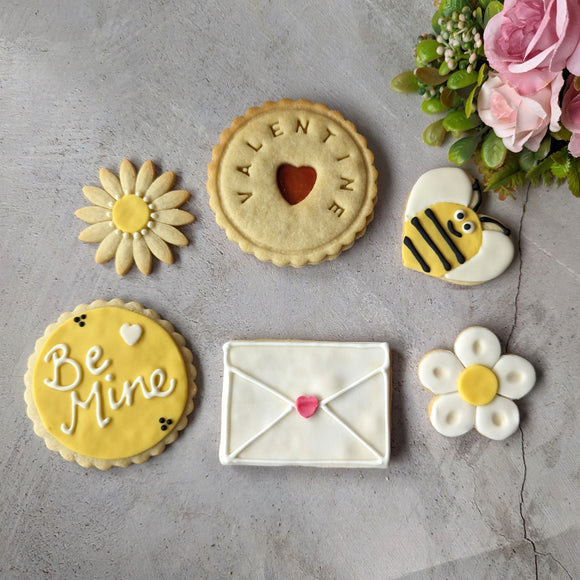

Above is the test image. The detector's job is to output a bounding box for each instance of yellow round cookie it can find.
[207,99,378,267]
[24,299,196,469]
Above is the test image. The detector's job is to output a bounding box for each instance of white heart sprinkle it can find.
[120,323,142,346]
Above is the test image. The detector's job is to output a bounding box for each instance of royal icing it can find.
[418,327,536,440]
[220,341,390,468]
[30,305,190,461]
[402,167,514,285]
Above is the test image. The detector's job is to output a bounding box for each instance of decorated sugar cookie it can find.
[24,300,196,469]
[207,99,377,267]
[220,340,390,467]
[402,167,514,285]
[418,327,535,440]
[76,159,195,275]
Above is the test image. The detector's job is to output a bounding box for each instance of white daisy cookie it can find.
[76,160,195,275]
[418,327,536,440]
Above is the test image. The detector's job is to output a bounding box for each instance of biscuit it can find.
[208,99,377,266]
[76,159,195,275]
[219,340,390,467]
[24,299,196,469]
[402,167,514,285]
[418,326,535,440]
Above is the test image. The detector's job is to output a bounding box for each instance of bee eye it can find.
[462,221,475,234]
[454,210,465,221]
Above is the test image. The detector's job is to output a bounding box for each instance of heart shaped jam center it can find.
[277,164,317,205]
[296,395,319,419]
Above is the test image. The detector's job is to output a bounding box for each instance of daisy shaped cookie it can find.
[418,327,536,440]
[76,160,195,275]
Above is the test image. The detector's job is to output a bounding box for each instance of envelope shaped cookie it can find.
[219,341,390,468]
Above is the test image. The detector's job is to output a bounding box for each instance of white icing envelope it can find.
[219,341,391,468]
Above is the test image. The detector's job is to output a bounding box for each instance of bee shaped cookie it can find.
[402,167,514,285]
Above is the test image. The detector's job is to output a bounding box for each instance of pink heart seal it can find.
[296,395,319,419]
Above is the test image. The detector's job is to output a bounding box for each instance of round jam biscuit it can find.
[24,299,196,469]
[207,99,378,266]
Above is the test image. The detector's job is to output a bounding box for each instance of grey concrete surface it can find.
[1,1,578,578]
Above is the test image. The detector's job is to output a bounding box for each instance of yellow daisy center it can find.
[457,364,498,406]
[111,194,151,234]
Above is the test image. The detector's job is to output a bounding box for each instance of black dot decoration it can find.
[73,314,87,327]
[159,417,173,431]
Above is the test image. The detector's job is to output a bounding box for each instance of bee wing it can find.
[404,168,474,221]
[445,230,515,284]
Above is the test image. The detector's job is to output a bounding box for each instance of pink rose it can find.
[561,77,580,157]
[484,0,580,94]
[478,72,564,153]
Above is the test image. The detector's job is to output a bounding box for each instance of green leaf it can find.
[447,70,479,90]
[432,11,442,34]
[443,110,481,133]
[449,136,478,165]
[551,126,573,141]
[525,156,554,185]
[484,1,503,26]
[439,61,451,76]
[568,156,580,197]
[390,71,420,93]
[477,64,488,87]
[485,155,525,193]
[416,39,441,64]
[440,0,469,17]
[415,66,449,86]
[481,131,507,169]
[421,98,448,114]
[534,136,552,160]
[551,148,571,178]
[440,86,458,108]
[423,119,448,147]
[479,0,492,9]
[465,86,477,118]
[518,149,537,172]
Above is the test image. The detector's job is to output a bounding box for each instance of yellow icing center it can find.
[457,364,498,406]
[112,194,150,233]
[32,306,188,460]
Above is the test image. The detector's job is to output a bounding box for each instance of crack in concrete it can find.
[536,551,574,579]
[509,187,540,579]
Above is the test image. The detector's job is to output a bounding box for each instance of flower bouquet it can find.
[391,0,580,198]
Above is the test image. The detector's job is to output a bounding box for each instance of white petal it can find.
[454,326,501,368]
[418,349,463,394]
[429,393,475,437]
[494,354,536,400]
[475,396,520,440]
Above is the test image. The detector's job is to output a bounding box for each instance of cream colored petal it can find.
[79,222,115,242]
[429,393,475,437]
[115,235,134,275]
[418,349,463,394]
[99,168,124,199]
[95,230,121,263]
[135,160,155,196]
[150,190,190,210]
[150,222,189,246]
[119,159,136,195]
[82,186,115,208]
[454,326,501,368]
[475,396,520,440]
[152,209,195,226]
[494,354,536,400]
[143,171,175,202]
[133,234,152,275]
[143,230,174,264]
[75,206,111,224]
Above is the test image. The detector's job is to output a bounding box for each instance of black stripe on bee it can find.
[424,209,466,264]
[404,236,430,272]
[410,216,452,271]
